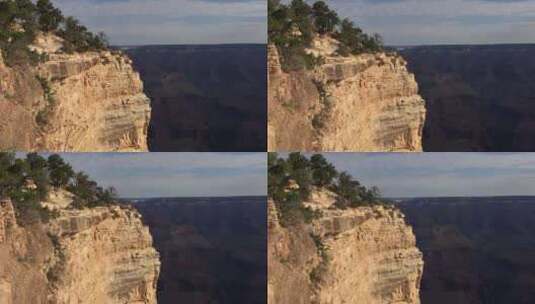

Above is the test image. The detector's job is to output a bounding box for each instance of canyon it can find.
[0,190,160,304]
[268,38,426,152]
[134,196,267,304]
[0,34,151,152]
[268,189,424,304]
[126,44,266,152]
[401,44,535,151]
[398,196,535,304]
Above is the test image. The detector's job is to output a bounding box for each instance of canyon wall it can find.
[0,193,160,304]
[268,41,426,151]
[398,197,535,304]
[0,39,151,152]
[268,190,423,304]
[126,44,266,152]
[401,44,535,151]
[135,196,266,304]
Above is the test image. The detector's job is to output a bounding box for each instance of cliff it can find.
[268,38,426,151]
[0,191,160,304]
[0,34,151,152]
[268,190,424,304]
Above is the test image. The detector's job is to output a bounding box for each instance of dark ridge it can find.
[119,44,266,49]
[124,196,266,203]
[393,196,535,202]
[394,43,535,49]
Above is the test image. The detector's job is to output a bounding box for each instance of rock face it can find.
[268,190,424,304]
[398,196,535,304]
[0,43,151,151]
[401,44,535,151]
[0,194,160,304]
[268,40,426,151]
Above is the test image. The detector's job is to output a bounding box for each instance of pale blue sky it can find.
[301,0,535,45]
[52,0,267,45]
[45,153,266,198]
[320,153,535,197]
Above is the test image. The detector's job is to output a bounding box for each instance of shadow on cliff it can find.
[134,196,267,304]
[398,197,535,304]
[126,45,267,152]
[402,44,535,152]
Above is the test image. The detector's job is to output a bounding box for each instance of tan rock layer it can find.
[0,51,151,152]
[0,199,160,304]
[268,197,423,304]
[268,44,426,151]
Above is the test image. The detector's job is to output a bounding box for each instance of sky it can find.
[51,0,267,45]
[315,0,535,45]
[320,153,535,198]
[47,153,266,198]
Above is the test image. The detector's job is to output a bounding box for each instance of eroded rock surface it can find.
[0,36,151,152]
[268,189,423,304]
[0,193,160,304]
[268,39,426,152]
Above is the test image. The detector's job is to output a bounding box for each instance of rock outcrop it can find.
[268,38,426,151]
[0,192,160,304]
[268,190,424,304]
[0,35,151,152]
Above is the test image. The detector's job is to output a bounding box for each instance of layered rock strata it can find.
[268,190,423,304]
[0,193,160,304]
[268,39,426,151]
[0,37,151,151]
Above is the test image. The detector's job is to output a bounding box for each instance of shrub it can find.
[0,0,108,66]
[36,0,63,32]
[309,233,330,286]
[269,153,383,227]
[47,154,74,188]
[35,79,56,126]
[312,1,339,35]
[269,0,384,71]
[0,153,118,225]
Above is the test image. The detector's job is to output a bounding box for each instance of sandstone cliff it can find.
[0,191,160,304]
[268,39,426,151]
[0,35,151,152]
[268,190,423,304]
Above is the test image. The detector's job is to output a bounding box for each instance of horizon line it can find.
[390,42,535,48]
[116,42,266,47]
[122,194,267,200]
[388,194,535,199]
